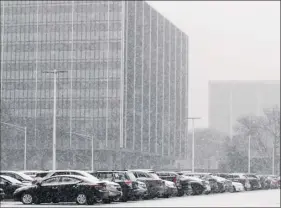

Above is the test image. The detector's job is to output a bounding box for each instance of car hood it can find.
[163,180,176,188]
[99,180,119,186]
[232,182,243,187]
[13,184,36,194]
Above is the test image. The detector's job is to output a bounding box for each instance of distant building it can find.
[1,1,188,170]
[208,80,280,137]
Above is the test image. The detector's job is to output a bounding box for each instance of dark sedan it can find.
[13,175,110,205]
[0,175,25,199]
[156,171,189,196]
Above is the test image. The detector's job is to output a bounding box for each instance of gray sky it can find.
[148,1,280,128]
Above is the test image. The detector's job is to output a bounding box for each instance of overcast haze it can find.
[148,1,280,128]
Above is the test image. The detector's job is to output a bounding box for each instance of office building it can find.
[209,80,280,137]
[1,1,188,170]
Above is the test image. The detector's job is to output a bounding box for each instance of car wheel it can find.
[121,195,128,202]
[112,196,121,202]
[87,198,95,205]
[177,189,185,197]
[21,193,34,205]
[102,199,111,204]
[95,197,102,203]
[76,193,87,205]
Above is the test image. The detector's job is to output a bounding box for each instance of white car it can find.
[232,181,245,192]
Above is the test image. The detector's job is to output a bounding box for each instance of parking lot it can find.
[1,189,280,207]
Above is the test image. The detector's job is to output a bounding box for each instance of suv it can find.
[90,170,147,201]
[156,171,189,196]
[219,173,251,191]
[129,169,165,199]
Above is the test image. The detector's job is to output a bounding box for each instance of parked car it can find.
[130,169,165,199]
[19,170,43,179]
[266,175,280,189]
[217,173,251,191]
[0,188,5,201]
[162,180,178,198]
[90,170,147,202]
[0,175,25,199]
[182,172,218,194]
[231,181,245,192]
[178,173,211,195]
[244,174,261,190]
[211,175,234,193]
[156,171,189,196]
[13,175,110,205]
[33,170,122,203]
[0,171,33,184]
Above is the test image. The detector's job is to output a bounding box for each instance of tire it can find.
[76,193,88,205]
[230,186,236,193]
[21,193,34,205]
[112,196,121,202]
[177,189,185,197]
[87,198,95,205]
[102,199,111,204]
[121,195,128,202]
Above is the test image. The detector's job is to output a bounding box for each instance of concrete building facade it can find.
[1,1,188,170]
[209,80,280,137]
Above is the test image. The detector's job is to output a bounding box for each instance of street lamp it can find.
[186,117,201,172]
[248,134,251,174]
[42,70,67,170]
[71,132,94,172]
[1,122,27,170]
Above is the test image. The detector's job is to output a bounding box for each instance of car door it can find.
[0,177,14,198]
[39,177,60,203]
[58,176,82,202]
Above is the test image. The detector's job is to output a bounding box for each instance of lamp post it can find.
[71,132,94,172]
[1,122,27,170]
[42,70,67,170]
[248,134,251,174]
[186,117,201,173]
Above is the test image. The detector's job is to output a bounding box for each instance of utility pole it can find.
[1,122,27,170]
[42,70,67,170]
[248,135,251,174]
[186,117,201,172]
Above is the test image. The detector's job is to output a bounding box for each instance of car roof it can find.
[130,169,154,172]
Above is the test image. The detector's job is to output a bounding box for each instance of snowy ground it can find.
[1,189,280,207]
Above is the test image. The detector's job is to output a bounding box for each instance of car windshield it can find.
[149,172,161,180]
[15,172,33,181]
[36,172,49,178]
[126,172,137,181]
[1,175,22,184]
[79,171,100,182]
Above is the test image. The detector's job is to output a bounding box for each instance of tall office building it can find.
[209,80,280,137]
[1,1,188,170]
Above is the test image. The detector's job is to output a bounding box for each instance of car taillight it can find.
[125,180,132,186]
[173,177,177,183]
[93,184,106,191]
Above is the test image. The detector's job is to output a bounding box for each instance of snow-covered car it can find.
[162,180,178,198]
[232,181,245,192]
[0,171,33,184]
[19,170,43,179]
[211,175,234,193]
[180,174,210,195]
